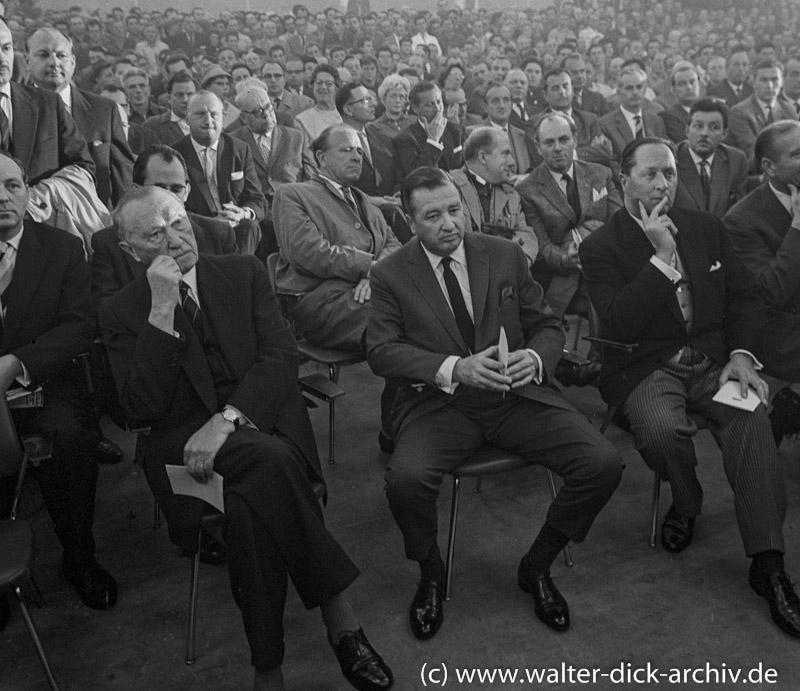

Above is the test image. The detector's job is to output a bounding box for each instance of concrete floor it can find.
[1,352,800,690]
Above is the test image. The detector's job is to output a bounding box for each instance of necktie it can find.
[273,96,281,111]
[514,103,528,122]
[633,114,644,139]
[699,159,710,209]
[440,256,474,352]
[0,93,10,152]
[562,172,581,219]
[765,104,774,125]
[258,134,271,162]
[179,281,204,340]
[795,101,800,117]
[202,147,220,211]
[0,242,14,324]
[343,186,369,229]
[357,130,372,165]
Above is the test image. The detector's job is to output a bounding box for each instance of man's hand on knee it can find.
[452,345,512,392]
[183,414,235,482]
[719,352,769,406]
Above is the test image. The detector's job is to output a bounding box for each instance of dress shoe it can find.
[328,628,394,691]
[0,593,9,631]
[409,579,444,640]
[92,437,124,465]
[750,569,800,638]
[660,505,695,553]
[518,558,570,632]
[769,387,800,446]
[378,431,395,454]
[62,557,118,610]
[181,529,227,566]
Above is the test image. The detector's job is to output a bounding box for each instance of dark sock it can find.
[752,550,785,578]
[320,593,359,644]
[525,523,569,576]
[419,543,446,583]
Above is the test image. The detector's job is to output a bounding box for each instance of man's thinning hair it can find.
[310,123,355,162]
[464,126,499,162]
[755,120,800,167]
[114,186,171,242]
[132,144,189,185]
[532,110,577,142]
[619,137,676,176]
[401,166,454,219]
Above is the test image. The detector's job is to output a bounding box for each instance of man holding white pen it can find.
[580,137,800,640]
[366,166,622,642]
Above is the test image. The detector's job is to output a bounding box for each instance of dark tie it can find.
[343,186,369,227]
[562,172,581,219]
[765,104,774,125]
[0,93,10,152]
[440,256,474,352]
[699,159,710,209]
[633,114,644,139]
[179,281,204,339]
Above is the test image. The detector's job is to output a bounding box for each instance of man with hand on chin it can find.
[367,166,622,641]
[580,137,800,640]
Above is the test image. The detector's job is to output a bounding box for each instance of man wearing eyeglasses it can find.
[91,144,237,311]
[261,60,313,120]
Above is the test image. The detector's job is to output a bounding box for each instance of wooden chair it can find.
[444,446,573,601]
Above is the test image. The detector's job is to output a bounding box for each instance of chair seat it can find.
[451,447,529,479]
[0,520,33,590]
[297,340,363,366]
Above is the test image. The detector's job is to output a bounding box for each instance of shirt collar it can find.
[0,82,11,100]
[487,119,508,131]
[319,173,345,194]
[421,239,467,274]
[181,265,199,302]
[170,110,188,124]
[58,85,72,110]
[192,137,218,154]
[688,148,715,167]
[1,224,23,251]
[768,182,793,215]
[466,167,488,187]
[548,162,575,183]
[757,97,777,112]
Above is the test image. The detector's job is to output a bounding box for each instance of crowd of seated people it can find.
[1,0,800,687]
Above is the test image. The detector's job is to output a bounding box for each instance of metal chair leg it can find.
[327,364,340,464]
[571,315,583,352]
[546,469,574,567]
[649,473,661,548]
[444,476,461,602]
[185,531,201,665]
[15,586,59,690]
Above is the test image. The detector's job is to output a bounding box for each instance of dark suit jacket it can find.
[4,222,95,400]
[673,141,748,217]
[353,127,398,196]
[393,120,465,178]
[366,233,571,435]
[728,95,797,169]
[142,111,185,146]
[467,120,533,174]
[580,207,765,406]
[99,254,324,490]
[129,101,168,127]
[273,89,314,119]
[659,103,691,144]
[69,86,135,206]
[173,132,269,222]
[9,82,94,186]
[574,89,607,118]
[724,183,800,380]
[229,124,313,205]
[597,107,667,162]
[706,80,753,108]
[90,212,238,311]
[127,122,161,156]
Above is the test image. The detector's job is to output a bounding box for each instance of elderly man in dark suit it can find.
[367,166,622,641]
[100,185,393,691]
[518,111,621,319]
[0,152,117,631]
[724,121,800,442]
[173,90,267,256]
[562,53,607,118]
[580,138,800,639]
[143,71,196,146]
[394,81,465,178]
[26,28,134,208]
[674,99,748,218]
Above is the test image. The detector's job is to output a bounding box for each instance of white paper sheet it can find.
[712,380,761,412]
[165,465,225,513]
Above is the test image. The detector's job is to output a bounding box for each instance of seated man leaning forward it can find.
[579,137,800,640]
[100,186,393,691]
[367,166,623,640]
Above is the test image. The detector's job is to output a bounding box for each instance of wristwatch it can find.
[221,407,241,430]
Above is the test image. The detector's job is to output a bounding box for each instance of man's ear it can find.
[119,241,141,262]
[182,181,191,203]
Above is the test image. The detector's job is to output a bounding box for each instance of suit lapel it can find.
[69,85,93,134]
[216,135,232,204]
[172,305,218,414]
[677,146,708,210]
[9,83,37,171]
[2,227,45,350]
[407,240,469,354]
[184,141,217,213]
[708,149,729,213]
[457,172,482,228]
[244,126,269,177]
[574,162,592,222]
[615,109,632,143]
[464,235,489,337]
[267,126,282,171]
[537,165,575,222]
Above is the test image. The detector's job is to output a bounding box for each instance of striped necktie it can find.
[0,93,10,152]
[633,114,644,139]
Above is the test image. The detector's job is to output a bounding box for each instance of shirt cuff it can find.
[426,138,444,150]
[730,349,764,371]
[434,355,461,394]
[525,349,543,384]
[223,404,258,431]
[650,255,681,283]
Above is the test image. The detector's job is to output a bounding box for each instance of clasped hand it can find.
[452,345,539,392]
[183,414,234,482]
[719,352,769,406]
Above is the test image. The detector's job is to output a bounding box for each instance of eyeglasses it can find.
[243,106,273,118]
[153,182,188,194]
[346,95,376,106]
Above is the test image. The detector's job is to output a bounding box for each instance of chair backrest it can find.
[266,252,280,295]
[0,396,23,480]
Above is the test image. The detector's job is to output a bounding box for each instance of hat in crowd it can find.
[201,64,232,87]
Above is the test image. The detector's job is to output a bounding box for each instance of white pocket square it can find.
[453,145,463,154]
[709,261,722,272]
[92,140,103,147]
[231,171,244,181]
[592,187,608,202]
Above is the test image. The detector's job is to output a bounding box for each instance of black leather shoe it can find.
[518,558,570,632]
[750,569,800,638]
[378,431,395,454]
[181,529,227,566]
[660,505,695,553]
[0,593,9,631]
[409,579,444,640]
[62,557,118,610]
[92,437,124,465]
[328,628,394,691]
